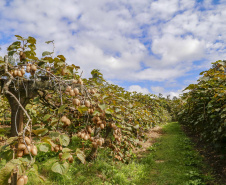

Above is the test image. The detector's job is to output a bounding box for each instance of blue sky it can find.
[0,0,226,97]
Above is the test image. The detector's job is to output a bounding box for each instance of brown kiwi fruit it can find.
[68,155,73,163]
[18,143,26,150]
[54,145,60,152]
[72,99,80,106]
[59,152,63,159]
[22,175,28,184]
[26,66,31,73]
[17,177,25,185]
[31,65,37,71]
[17,150,24,157]
[100,124,105,129]
[61,116,67,123]
[66,86,72,92]
[73,88,79,95]
[31,145,38,156]
[24,145,31,155]
[85,100,90,108]
[69,89,75,96]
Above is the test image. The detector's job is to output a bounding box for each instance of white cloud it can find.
[0,0,226,94]
[151,35,205,66]
[151,86,165,94]
[128,85,149,94]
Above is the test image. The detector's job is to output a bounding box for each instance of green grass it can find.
[1,122,216,185]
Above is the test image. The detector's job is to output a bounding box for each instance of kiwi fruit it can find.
[17,150,24,157]
[17,177,25,185]
[78,78,83,85]
[31,65,37,71]
[59,152,63,159]
[72,99,80,106]
[85,100,90,108]
[100,124,105,129]
[23,145,31,155]
[87,126,92,134]
[24,137,31,145]
[97,139,102,146]
[92,142,98,148]
[97,120,102,125]
[18,143,26,150]
[80,133,85,139]
[17,70,23,77]
[69,89,75,96]
[89,137,94,142]
[26,66,31,73]
[54,145,60,152]
[72,79,77,84]
[73,88,79,95]
[21,68,25,75]
[66,86,72,92]
[77,132,81,137]
[68,155,73,163]
[22,175,28,184]
[84,134,89,141]
[61,116,67,123]
[64,118,71,126]
[31,145,38,156]
[13,70,18,76]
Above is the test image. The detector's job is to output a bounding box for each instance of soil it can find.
[182,125,226,185]
[133,125,163,157]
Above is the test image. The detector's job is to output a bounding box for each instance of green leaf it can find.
[76,148,86,164]
[59,134,70,146]
[15,35,24,40]
[51,162,69,175]
[42,51,53,56]
[33,128,48,136]
[39,143,50,152]
[43,114,51,122]
[62,153,71,160]
[0,159,21,185]
[58,104,67,114]
[45,40,53,44]
[62,148,72,153]
[98,104,107,111]
[27,36,36,44]
[77,105,88,114]
[57,55,66,62]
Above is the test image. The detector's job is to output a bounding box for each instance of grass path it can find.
[25,122,217,185]
[133,122,215,185]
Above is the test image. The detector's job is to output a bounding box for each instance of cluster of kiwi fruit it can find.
[77,125,93,141]
[16,175,28,185]
[113,127,122,142]
[92,113,106,130]
[91,137,105,148]
[25,63,37,76]
[59,152,74,163]
[61,116,71,126]
[9,66,25,77]
[114,154,122,161]
[17,136,37,158]
[50,138,63,152]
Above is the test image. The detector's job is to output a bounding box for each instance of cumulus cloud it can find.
[0,0,226,95]
[128,85,150,94]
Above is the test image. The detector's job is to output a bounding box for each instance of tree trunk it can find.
[6,94,30,137]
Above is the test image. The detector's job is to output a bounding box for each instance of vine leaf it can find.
[59,134,70,146]
[76,148,86,164]
[51,162,69,175]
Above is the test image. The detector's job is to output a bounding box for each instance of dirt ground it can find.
[133,125,163,157]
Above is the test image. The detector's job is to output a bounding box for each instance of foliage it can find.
[178,60,226,147]
[0,35,171,183]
